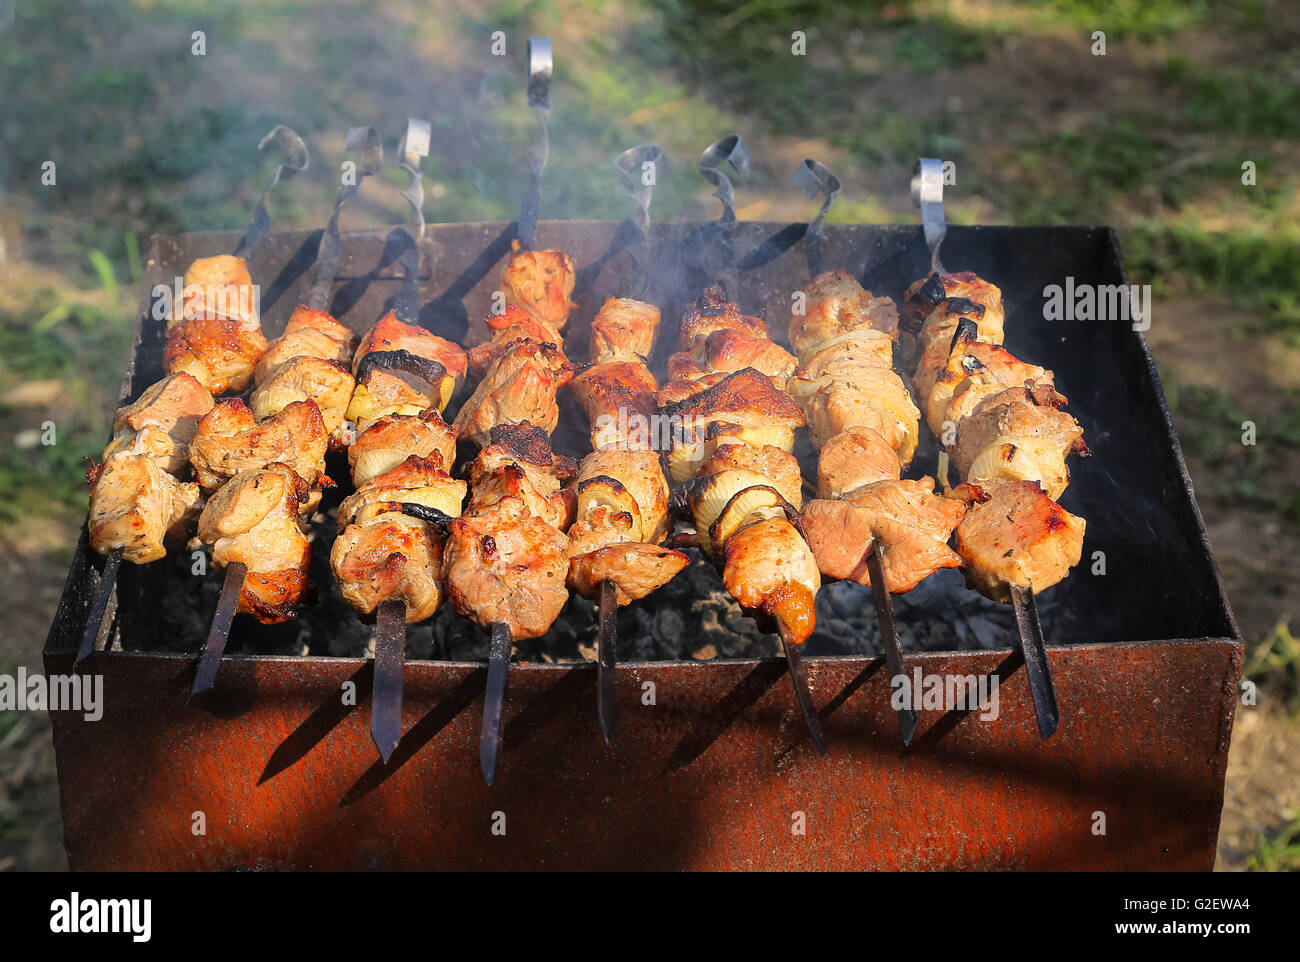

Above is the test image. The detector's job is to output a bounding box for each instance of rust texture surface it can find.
[47,640,1240,871]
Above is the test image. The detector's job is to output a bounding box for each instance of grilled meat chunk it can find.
[722,517,820,645]
[590,297,661,363]
[801,374,920,464]
[468,306,566,378]
[337,455,466,530]
[901,271,1005,341]
[163,317,268,395]
[815,426,901,499]
[697,443,804,510]
[196,463,312,623]
[109,373,214,475]
[661,368,805,482]
[802,480,966,594]
[330,514,447,623]
[951,480,1085,601]
[249,356,355,449]
[87,454,201,563]
[253,305,355,383]
[678,287,769,351]
[452,340,575,447]
[668,329,798,391]
[443,496,571,639]
[189,398,328,495]
[788,269,899,358]
[570,360,659,450]
[499,243,577,330]
[950,383,1087,501]
[174,255,259,331]
[348,408,457,486]
[567,543,688,604]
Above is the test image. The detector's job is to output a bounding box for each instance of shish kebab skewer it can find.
[188,128,392,698]
[78,126,308,666]
[323,119,475,761]
[785,158,954,745]
[660,313,827,756]
[791,269,966,747]
[900,159,1088,739]
[566,144,688,744]
[449,224,579,782]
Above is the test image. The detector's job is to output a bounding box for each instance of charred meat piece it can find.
[196,463,312,623]
[661,368,805,482]
[901,270,1005,341]
[189,398,328,495]
[916,335,1055,437]
[87,454,201,564]
[163,317,268,395]
[668,329,797,391]
[499,242,577,330]
[590,297,661,363]
[348,408,457,487]
[443,496,571,639]
[468,306,567,378]
[787,269,899,358]
[253,305,355,383]
[466,422,578,531]
[353,312,468,387]
[678,287,769,351]
[337,454,467,530]
[951,480,1085,602]
[452,340,575,447]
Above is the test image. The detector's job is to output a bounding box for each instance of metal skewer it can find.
[597,579,618,745]
[81,126,307,670]
[370,599,406,763]
[1010,584,1060,740]
[863,540,918,746]
[912,157,947,274]
[75,547,121,667]
[480,620,512,785]
[776,620,827,756]
[190,561,247,699]
[516,37,552,251]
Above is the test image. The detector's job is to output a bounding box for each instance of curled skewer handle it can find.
[480,621,512,785]
[517,37,553,251]
[397,117,432,240]
[1010,584,1060,741]
[76,547,122,668]
[597,578,618,745]
[777,623,827,757]
[190,561,247,700]
[911,157,947,275]
[371,599,407,764]
[391,117,431,325]
[794,157,841,278]
[308,125,382,312]
[698,134,749,224]
[864,541,918,747]
[235,124,309,257]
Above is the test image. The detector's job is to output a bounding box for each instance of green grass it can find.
[1245,621,1300,717]
[1247,811,1300,871]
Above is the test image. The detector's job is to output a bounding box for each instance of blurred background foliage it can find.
[0,0,1297,870]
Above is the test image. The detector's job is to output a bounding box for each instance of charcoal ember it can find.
[653,607,685,647]
[723,612,758,636]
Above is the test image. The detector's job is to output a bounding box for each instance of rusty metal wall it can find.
[47,640,1239,871]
